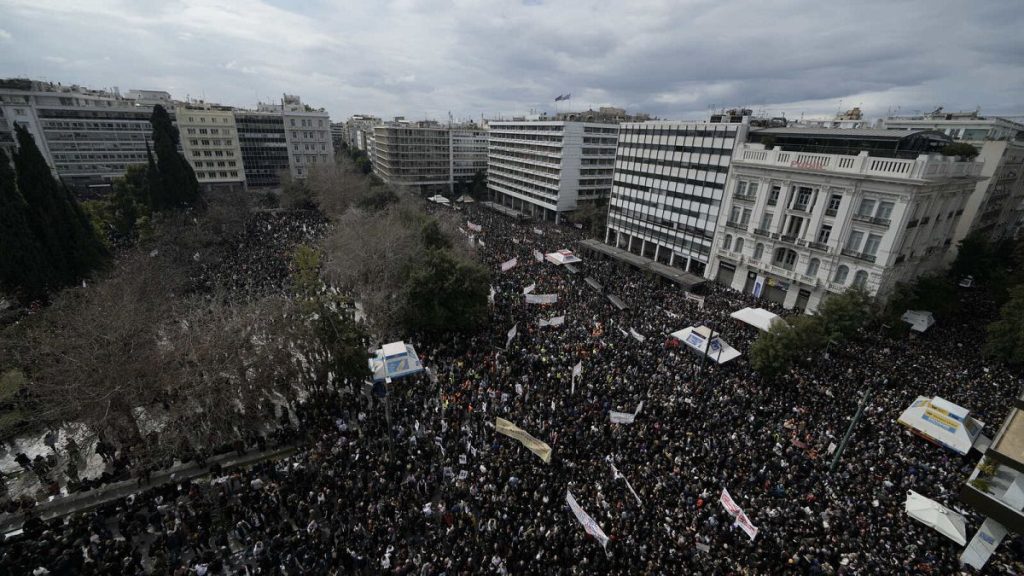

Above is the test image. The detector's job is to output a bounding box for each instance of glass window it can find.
[760,212,773,230]
[834,265,849,283]
[864,234,882,256]
[846,230,864,251]
[852,270,868,289]
[828,194,842,212]
[807,258,820,276]
[723,234,733,251]
[734,238,744,253]
[817,225,832,244]
[768,186,780,205]
[876,201,894,220]
[753,243,764,260]
[737,181,747,196]
[858,198,876,217]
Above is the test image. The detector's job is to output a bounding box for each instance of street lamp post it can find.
[829,389,871,474]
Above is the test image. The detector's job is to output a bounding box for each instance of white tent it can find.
[428,195,451,205]
[545,249,582,266]
[671,326,741,364]
[455,194,475,203]
[901,310,935,333]
[368,341,424,382]
[730,307,783,332]
[905,490,967,545]
[897,396,986,455]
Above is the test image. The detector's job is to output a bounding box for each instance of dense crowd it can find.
[1,203,1021,575]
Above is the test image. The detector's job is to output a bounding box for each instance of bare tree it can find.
[306,159,373,219]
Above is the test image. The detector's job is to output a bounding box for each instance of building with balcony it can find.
[487,120,618,222]
[602,117,750,276]
[235,105,289,188]
[882,111,1024,243]
[339,115,382,151]
[176,102,245,191]
[0,78,166,194]
[280,95,334,180]
[371,122,452,194]
[706,128,981,312]
[959,390,1024,570]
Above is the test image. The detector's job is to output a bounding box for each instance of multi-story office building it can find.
[235,105,289,188]
[706,128,981,312]
[339,115,382,151]
[451,125,488,185]
[371,122,452,194]
[281,94,334,180]
[602,117,751,276]
[176,102,245,190]
[487,120,618,222]
[0,79,164,194]
[882,110,1024,242]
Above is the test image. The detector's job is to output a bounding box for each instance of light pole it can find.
[829,389,871,474]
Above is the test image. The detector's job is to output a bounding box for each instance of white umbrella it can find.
[905,490,967,545]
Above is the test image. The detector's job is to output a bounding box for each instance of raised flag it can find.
[523,283,536,295]
[500,257,518,272]
[629,328,646,343]
[495,417,552,463]
[572,361,582,394]
[506,323,518,348]
[566,490,608,548]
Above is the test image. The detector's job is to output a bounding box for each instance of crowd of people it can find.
[0,202,1021,575]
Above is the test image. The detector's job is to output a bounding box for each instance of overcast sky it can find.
[2,0,1022,123]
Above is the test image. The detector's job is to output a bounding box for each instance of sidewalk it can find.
[0,444,298,535]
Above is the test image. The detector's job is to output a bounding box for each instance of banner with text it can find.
[500,257,518,272]
[720,488,759,541]
[566,489,609,548]
[495,418,552,463]
[525,293,558,305]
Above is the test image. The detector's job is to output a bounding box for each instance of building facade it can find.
[487,120,618,221]
[281,95,334,180]
[235,106,289,188]
[0,79,164,194]
[603,118,750,275]
[371,123,452,194]
[451,125,488,185]
[176,102,245,190]
[706,133,981,312]
[882,112,1024,242]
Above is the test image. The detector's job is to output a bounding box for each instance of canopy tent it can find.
[730,307,783,332]
[545,249,582,266]
[905,490,967,545]
[428,195,451,205]
[897,396,986,455]
[671,326,741,364]
[901,310,935,333]
[455,194,475,203]
[369,341,424,383]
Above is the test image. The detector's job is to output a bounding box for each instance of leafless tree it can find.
[306,159,372,218]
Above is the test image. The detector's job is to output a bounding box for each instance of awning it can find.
[428,195,451,205]
[730,307,783,332]
[897,395,985,455]
[545,249,582,266]
[902,310,935,333]
[455,194,475,203]
[671,326,741,364]
[905,490,967,545]
[369,341,424,382]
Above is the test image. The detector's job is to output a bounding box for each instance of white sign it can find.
[629,328,646,343]
[467,222,482,232]
[539,315,565,328]
[610,411,635,424]
[525,293,558,305]
[500,257,518,272]
[684,292,705,309]
[523,283,536,295]
[533,250,544,262]
[566,490,609,549]
[533,228,544,236]
[720,488,759,541]
[506,323,518,348]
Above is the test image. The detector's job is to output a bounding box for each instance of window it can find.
[760,212,773,230]
[737,181,748,196]
[186,128,196,135]
[753,243,764,260]
[845,230,864,251]
[852,271,868,289]
[290,119,296,126]
[817,225,832,244]
[858,198,876,217]
[199,128,208,135]
[827,194,842,214]
[748,182,759,196]
[786,215,803,236]
[864,234,882,256]
[768,185,780,205]
[834,265,849,284]
[794,186,812,210]
[773,248,798,270]
[201,139,210,146]
[807,258,820,276]
[876,201,894,220]
[734,238,744,253]
[723,234,733,251]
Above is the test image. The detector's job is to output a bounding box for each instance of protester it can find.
[0,202,1020,575]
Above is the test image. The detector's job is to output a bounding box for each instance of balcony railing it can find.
[851,213,892,227]
[808,241,831,253]
[725,220,748,231]
[841,248,877,263]
[736,144,983,180]
[732,193,756,203]
[753,228,771,237]
[825,208,838,217]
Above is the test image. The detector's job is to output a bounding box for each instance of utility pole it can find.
[830,389,871,474]
[384,377,395,460]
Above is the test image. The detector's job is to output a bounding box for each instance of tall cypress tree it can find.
[150,104,200,209]
[13,126,107,288]
[0,149,51,301]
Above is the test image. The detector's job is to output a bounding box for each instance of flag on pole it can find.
[572,361,582,394]
[500,257,518,272]
[506,323,518,348]
[566,490,609,548]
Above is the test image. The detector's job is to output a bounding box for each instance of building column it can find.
[783,285,801,309]
[604,227,611,244]
[731,266,748,292]
[805,289,825,314]
[653,243,661,262]
[668,251,675,266]
[627,235,634,253]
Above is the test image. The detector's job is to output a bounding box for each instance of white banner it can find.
[525,293,558,305]
[523,283,536,295]
[609,459,643,507]
[572,361,582,394]
[684,292,705,309]
[629,328,646,343]
[609,411,635,424]
[720,488,759,541]
[467,222,482,232]
[500,257,518,272]
[566,490,609,549]
[506,323,517,348]
[533,228,544,236]
[533,250,544,262]
[538,315,565,328]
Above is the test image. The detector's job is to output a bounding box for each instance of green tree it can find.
[469,170,487,200]
[941,142,979,159]
[0,149,52,302]
[150,104,200,209]
[749,315,826,379]
[401,249,490,335]
[986,284,1024,366]
[13,125,107,288]
[816,288,873,343]
[952,232,996,283]
[421,219,452,251]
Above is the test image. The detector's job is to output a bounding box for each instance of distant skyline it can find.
[2,0,1023,123]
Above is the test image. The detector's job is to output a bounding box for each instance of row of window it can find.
[289,118,325,128]
[188,138,235,147]
[618,127,739,138]
[617,153,730,174]
[197,170,240,179]
[722,236,870,288]
[185,127,232,136]
[190,149,236,158]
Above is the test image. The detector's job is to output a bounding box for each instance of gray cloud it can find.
[1,0,1021,122]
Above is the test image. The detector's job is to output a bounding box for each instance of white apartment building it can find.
[487,120,618,222]
[451,126,488,184]
[707,128,982,312]
[603,118,750,276]
[0,79,165,193]
[281,94,333,180]
[371,123,452,194]
[176,102,245,190]
[882,111,1024,242]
